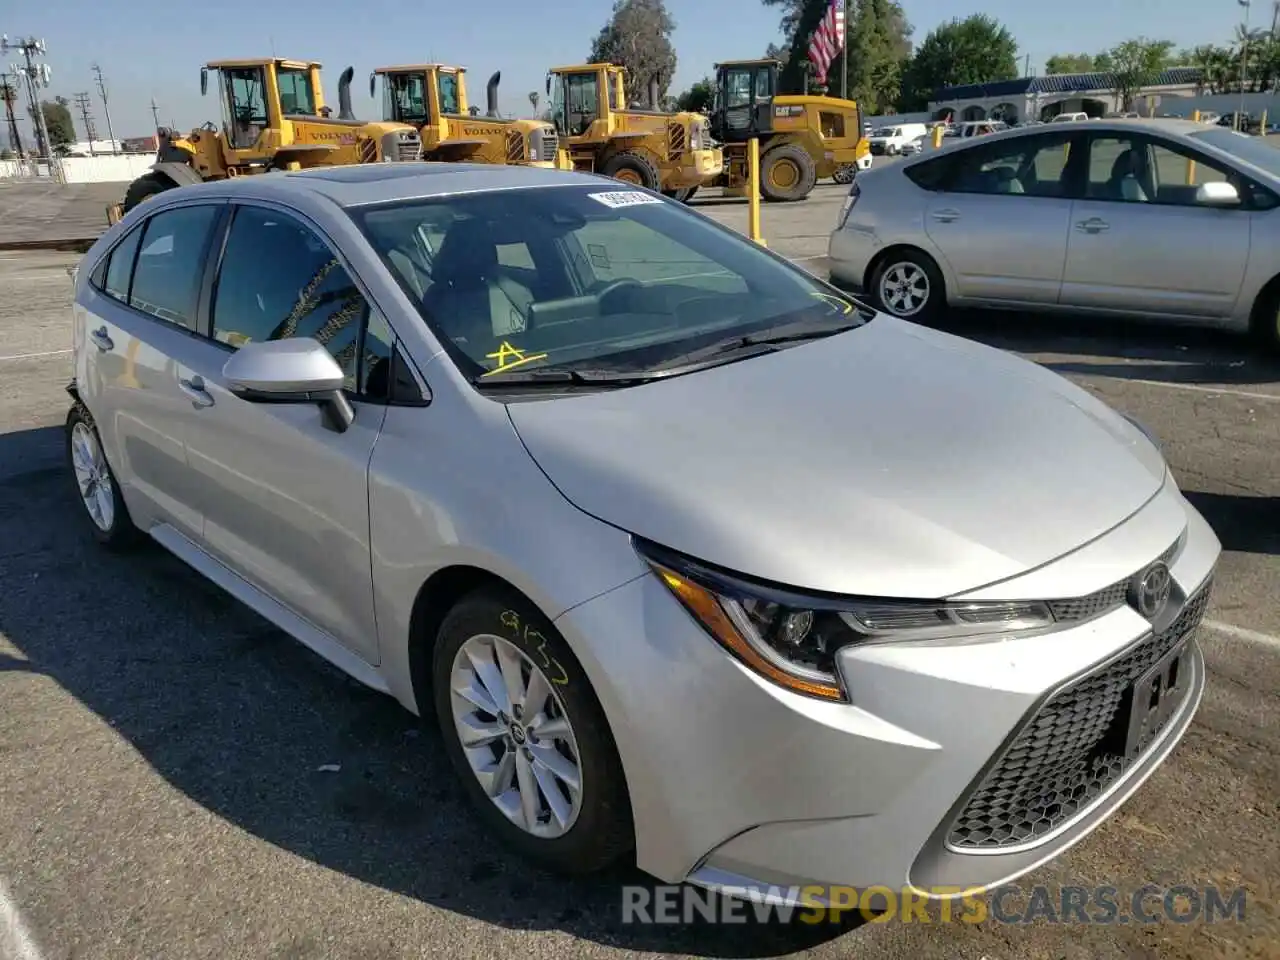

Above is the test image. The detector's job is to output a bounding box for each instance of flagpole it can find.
[840,0,848,100]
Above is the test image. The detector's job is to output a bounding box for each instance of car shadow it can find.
[0,424,858,956]
[1182,490,1280,557]
[936,309,1280,387]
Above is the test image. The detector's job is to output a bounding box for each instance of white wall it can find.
[0,153,154,183]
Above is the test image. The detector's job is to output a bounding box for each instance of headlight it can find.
[636,539,1055,703]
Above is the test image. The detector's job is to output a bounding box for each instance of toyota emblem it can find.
[1129,561,1173,620]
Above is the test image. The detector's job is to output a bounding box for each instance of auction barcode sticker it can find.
[588,191,663,208]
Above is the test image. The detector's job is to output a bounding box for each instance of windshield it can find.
[872,127,896,137]
[1190,127,1280,179]
[385,73,428,125]
[353,186,866,383]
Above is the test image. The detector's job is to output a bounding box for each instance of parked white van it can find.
[1050,111,1090,123]
[866,122,928,156]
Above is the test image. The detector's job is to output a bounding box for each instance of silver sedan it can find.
[68,162,1218,905]
[829,118,1280,354]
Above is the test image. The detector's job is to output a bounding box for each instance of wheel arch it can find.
[149,161,204,187]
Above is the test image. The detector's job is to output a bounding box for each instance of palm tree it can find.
[528,91,539,115]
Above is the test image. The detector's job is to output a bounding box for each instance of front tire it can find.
[832,164,856,185]
[869,249,945,323]
[1249,282,1280,356]
[760,142,817,202]
[432,586,633,875]
[66,402,140,550]
[122,172,175,213]
[601,151,661,191]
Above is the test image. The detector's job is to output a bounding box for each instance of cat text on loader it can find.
[106,58,423,224]
[709,58,867,202]
[545,64,722,197]
[371,64,567,169]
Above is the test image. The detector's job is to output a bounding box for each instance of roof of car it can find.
[180,162,605,208]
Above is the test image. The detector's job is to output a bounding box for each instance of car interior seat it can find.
[1107,149,1149,202]
[421,218,534,351]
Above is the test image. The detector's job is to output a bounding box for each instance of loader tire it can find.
[601,151,661,190]
[662,186,699,203]
[122,173,175,213]
[760,142,817,202]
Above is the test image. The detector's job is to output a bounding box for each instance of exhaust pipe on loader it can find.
[486,71,501,118]
[648,77,660,110]
[337,66,356,120]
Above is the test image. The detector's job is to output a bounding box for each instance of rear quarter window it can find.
[902,157,951,191]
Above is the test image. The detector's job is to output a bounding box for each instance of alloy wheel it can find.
[449,633,584,839]
[878,262,931,317]
[70,421,115,532]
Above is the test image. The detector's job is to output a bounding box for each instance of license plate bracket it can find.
[1122,640,1189,760]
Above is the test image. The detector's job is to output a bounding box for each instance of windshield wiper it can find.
[741,319,863,346]
[472,367,660,387]
[649,317,863,372]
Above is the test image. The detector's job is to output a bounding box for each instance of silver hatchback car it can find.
[829,118,1280,353]
[68,163,1219,903]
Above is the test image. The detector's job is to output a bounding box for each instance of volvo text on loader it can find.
[707,58,868,202]
[371,64,565,168]
[109,58,423,222]
[545,63,722,197]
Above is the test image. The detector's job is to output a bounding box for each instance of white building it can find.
[65,138,123,156]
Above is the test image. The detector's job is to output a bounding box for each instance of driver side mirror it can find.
[1195,180,1240,206]
[200,67,208,97]
[222,338,355,433]
[369,73,376,99]
[545,74,552,96]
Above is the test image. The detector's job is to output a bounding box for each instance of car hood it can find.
[506,317,1167,599]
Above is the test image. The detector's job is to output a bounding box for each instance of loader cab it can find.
[202,58,324,150]
[712,59,777,143]
[546,64,622,138]
[374,65,469,127]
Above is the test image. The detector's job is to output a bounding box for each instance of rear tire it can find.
[1249,282,1280,356]
[66,402,141,550]
[432,586,634,875]
[601,151,661,191]
[868,248,945,324]
[832,164,857,185]
[760,142,817,202]
[122,172,175,213]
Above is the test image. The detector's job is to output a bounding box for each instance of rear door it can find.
[1059,132,1252,317]
[79,202,226,537]
[920,131,1079,304]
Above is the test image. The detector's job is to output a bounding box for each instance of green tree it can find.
[674,77,714,112]
[1044,53,1096,74]
[41,97,75,155]
[1105,37,1174,110]
[589,0,678,106]
[898,15,1018,111]
[841,0,911,112]
[528,91,540,114]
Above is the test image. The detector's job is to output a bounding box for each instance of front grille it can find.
[396,134,422,162]
[1047,536,1182,623]
[947,576,1213,851]
[538,131,559,161]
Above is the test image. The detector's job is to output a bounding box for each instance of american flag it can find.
[808,0,846,86]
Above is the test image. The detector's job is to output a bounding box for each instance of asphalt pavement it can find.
[0,183,1277,960]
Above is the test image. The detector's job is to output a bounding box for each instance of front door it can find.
[923,131,1078,304]
[81,202,225,538]
[1059,132,1251,317]
[179,203,393,664]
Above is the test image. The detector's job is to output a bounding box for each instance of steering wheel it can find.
[595,278,644,311]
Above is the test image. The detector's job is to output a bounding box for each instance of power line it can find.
[72,90,96,153]
[90,62,117,154]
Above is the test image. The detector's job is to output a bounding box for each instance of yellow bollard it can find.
[748,137,765,247]
[931,124,944,148]
[1186,111,1199,185]
[1262,109,1269,137]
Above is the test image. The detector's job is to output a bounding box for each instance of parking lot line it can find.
[0,878,43,960]
[1123,379,1280,402]
[1203,619,1280,653]
[0,350,71,363]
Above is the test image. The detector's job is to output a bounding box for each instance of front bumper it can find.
[554,479,1219,899]
[668,148,724,188]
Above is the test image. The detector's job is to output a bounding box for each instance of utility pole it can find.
[1,35,58,179]
[150,97,160,131]
[73,90,96,154]
[91,62,116,154]
[0,70,21,155]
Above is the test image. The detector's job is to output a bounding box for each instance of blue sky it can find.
[4,0,1257,142]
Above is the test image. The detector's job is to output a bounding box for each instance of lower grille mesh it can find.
[947,577,1212,851]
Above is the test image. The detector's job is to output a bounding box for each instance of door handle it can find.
[178,375,215,409]
[931,208,960,222]
[89,326,114,352]
[1075,217,1110,233]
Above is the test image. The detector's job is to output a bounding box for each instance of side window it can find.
[96,224,143,303]
[1085,135,1151,202]
[361,308,427,404]
[1144,140,1243,208]
[903,156,951,191]
[496,242,535,270]
[127,205,220,330]
[211,205,368,393]
[949,136,1073,197]
[571,219,749,294]
[276,69,316,116]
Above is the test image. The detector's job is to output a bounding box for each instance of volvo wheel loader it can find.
[108,58,423,223]
[706,58,868,202]
[371,64,567,168]
[545,64,722,195]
